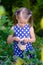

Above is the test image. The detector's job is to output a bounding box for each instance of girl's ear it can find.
[16,15,18,20]
[16,13,20,20]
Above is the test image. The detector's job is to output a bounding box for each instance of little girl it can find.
[7,7,36,60]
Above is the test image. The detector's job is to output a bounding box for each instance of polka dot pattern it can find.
[13,24,34,58]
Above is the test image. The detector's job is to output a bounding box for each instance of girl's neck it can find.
[17,22,27,28]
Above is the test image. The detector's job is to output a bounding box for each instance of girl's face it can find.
[17,12,28,24]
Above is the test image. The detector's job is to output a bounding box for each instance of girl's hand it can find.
[24,38,29,43]
[13,37,21,42]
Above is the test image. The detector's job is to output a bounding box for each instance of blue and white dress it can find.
[13,24,34,58]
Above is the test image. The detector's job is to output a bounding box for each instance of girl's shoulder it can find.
[11,24,17,30]
[11,26,14,30]
[27,24,34,29]
[30,26,34,31]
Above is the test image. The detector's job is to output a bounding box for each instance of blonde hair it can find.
[13,7,33,26]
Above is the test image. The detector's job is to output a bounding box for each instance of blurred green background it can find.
[0,0,43,65]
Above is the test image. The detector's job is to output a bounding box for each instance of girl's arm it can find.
[29,26,36,43]
[7,26,20,44]
[7,35,14,44]
[7,35,20,44]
